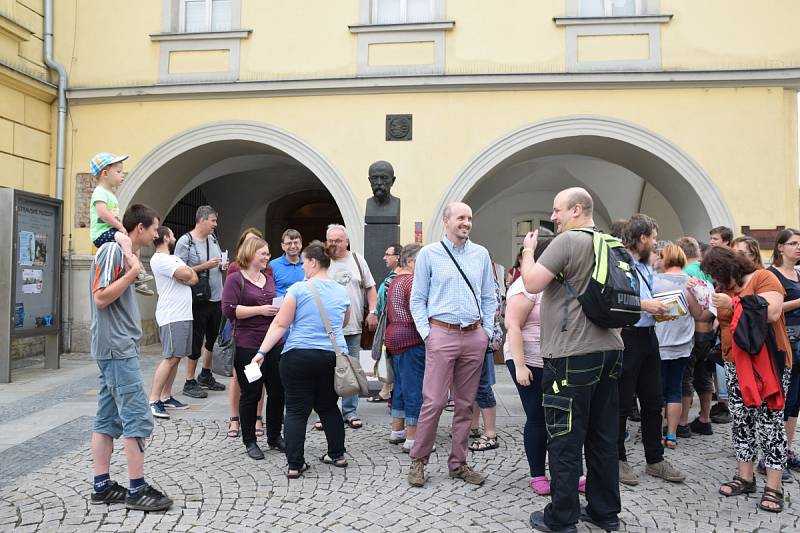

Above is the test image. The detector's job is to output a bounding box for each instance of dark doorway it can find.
[264,189,344,253]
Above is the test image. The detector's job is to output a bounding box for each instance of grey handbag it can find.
[308,281,369,397]
[211,272,244,377]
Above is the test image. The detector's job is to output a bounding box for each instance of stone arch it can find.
[428,115,734,243]
[118,120,364,250]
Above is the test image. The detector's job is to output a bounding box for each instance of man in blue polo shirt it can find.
[270,229,304,296]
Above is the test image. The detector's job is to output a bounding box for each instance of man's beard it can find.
[638,246,651,264]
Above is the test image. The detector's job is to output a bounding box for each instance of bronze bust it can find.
[365,160,400,224]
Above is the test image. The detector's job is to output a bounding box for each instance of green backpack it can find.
[557,228,641,331]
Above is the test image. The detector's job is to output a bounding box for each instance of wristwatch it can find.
[369,309,377,315]
[256,350,267,358]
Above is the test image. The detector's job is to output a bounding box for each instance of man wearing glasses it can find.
[270,229,304,297]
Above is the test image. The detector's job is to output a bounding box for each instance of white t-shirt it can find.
[150,252,194,326]
[328,252,375,335]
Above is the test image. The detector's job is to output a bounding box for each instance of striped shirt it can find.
[410,237,497,340]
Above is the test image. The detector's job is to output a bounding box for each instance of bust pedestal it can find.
[364,196,400,281]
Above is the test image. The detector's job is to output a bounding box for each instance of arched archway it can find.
[118,120,363,250]
[429,116,735,263]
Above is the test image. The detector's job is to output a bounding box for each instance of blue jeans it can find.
[390,344,426,426]
[715,363,729,401]
[661,357,689,404]
[340,334,361,421]
[506,360,546,477]
[475,350,497,409]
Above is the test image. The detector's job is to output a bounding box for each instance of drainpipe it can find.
[43,0,67,200]
[43,0,70,350]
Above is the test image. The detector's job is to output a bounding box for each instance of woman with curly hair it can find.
[702,246,791,513]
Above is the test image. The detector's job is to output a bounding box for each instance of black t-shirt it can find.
[768,266,800,326]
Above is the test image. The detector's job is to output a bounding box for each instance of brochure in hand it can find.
[653,289,688,322]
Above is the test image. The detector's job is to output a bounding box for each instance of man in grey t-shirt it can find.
[326,224,377,428]
[89,204,172,512]
[174,205,227,398]
[520,188,622,533]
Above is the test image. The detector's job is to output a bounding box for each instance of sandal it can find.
[469,428,482,439]
[320,454,348,468]
[366,393,389,403]
[314,420,323,431]
[255,415,264,438]
[530,476,551,496]
[719,475,756,497]
[444,399,455,412]
[663,433,677,450]
[286,463,310,479]
[227,417,240,438]
[757,486,784,513]
[344,417,363,429]
[469,434,499,452]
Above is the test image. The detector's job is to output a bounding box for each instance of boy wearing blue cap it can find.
[89,152,154,295]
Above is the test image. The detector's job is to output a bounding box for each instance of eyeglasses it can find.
[783,241,800,248]
[384,253,399,256]
[328,239,345,244]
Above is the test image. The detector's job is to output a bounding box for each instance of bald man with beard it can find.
[521,188,624,533]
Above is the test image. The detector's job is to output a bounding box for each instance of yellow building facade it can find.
[2,0,799,353]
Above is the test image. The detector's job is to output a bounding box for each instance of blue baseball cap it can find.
[90,152,128,176]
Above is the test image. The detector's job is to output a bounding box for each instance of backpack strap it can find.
[555,228,597,332]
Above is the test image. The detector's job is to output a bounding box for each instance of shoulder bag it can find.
[189,234,211,303]
[211,272,244,377]
[440,241,499,348]
[308,281,369,397]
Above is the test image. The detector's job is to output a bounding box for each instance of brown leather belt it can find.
[430,319,481,331]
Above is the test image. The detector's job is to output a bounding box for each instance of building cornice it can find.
[0,62,57,101]
[66,68,800,105]
[348,21,455,33]
[0,13,32,42]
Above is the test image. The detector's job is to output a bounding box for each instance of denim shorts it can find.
[95,357,154,439]
[476,350,497,409]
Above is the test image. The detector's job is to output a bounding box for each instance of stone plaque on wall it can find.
[386,114,412,141]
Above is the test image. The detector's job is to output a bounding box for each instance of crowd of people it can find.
[85,152,800,530]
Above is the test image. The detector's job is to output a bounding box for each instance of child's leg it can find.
[113,231,132,256]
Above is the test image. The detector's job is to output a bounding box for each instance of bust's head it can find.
[368,160,395,205]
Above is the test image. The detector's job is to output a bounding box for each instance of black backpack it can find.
[558,228,641,330]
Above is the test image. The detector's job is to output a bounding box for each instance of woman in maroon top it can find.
[385,243,424,453]
[225,227,265,439]
[222,237,285,460]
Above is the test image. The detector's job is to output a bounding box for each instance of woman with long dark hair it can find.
[767,229,800,475]
[703,246,791,513]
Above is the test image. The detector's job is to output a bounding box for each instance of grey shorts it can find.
[160,320,192,358]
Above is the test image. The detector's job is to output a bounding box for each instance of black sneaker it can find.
[267,436,286,452]
[676,424,692,438]
[183,380,208,399]
[90,481,127,505]
[580,506,620,531]
[150,400,169,419]
[125,483,173,512]
[197,373,226,391]
[711,405,731,424]
[689,417,713,435]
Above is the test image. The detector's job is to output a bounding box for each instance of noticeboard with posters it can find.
[11,191,62,337]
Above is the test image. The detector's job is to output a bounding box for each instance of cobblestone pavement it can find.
[1,351,799,532]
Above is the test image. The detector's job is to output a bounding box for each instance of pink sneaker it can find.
[578,475,586,493]
[529,476,551,496]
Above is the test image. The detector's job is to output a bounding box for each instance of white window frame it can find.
[579,0,643,17]
[179,0,232,33]
[371,0,436,25]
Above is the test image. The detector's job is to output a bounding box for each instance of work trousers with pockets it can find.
[540,350,622,530]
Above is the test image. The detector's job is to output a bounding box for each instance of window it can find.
[180,0,232,32]
[579,0,642,17]
[372,0,435,24]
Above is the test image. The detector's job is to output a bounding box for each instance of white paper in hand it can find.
[244,362,262,383]
[272,296,284,307]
